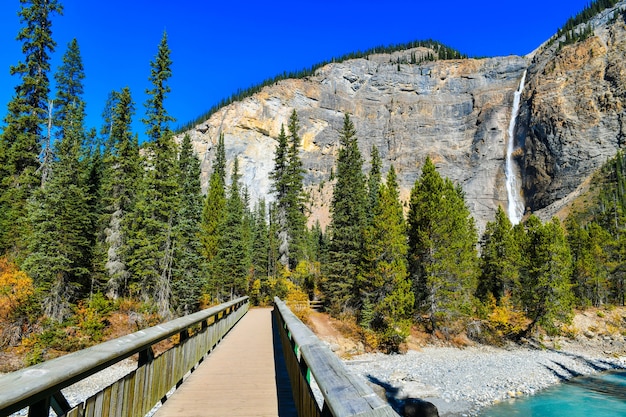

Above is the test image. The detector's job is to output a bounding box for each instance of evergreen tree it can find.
[0,0,63,254]
[407,158,479,330]
[478,206,521,302]
[23,100,92,322]
[172,134,207,315]
[54,38,85,138]
[270,124,290,267]
[285,110,307,267]
[325,113,368,311]
[367,145,382,222]
[201,133,227,263]
[520,216,574,335]
[251,199,270,281]
[142,31,175,142]
[126,33,178,317]
[359,166,414,351]
[567,220,611,307]
[100,88,140,299]
[213,158,249,299]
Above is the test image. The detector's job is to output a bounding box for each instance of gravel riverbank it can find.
[344,341,626,416]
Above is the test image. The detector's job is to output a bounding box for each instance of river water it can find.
[479,370,626,417]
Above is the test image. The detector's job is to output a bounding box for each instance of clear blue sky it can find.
[0,0,592,140]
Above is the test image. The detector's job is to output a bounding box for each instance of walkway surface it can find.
[154,307,296,417]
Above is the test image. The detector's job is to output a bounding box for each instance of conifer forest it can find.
[1,0,626,365]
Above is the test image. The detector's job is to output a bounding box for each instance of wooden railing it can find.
[273,297,399,417]
[0,297,249,417]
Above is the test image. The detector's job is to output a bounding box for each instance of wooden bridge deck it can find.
[154,307,297,417]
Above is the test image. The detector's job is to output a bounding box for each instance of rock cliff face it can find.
[521,4,626,219]
[179,1,626,231]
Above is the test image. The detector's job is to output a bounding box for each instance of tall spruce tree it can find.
[201,133,227,263]
[478,206,521,302]
[101,88,139,299]
[251,199,270,281]
[407,157,479,330]
[270,110,308,269]
[567,220,612,307]
[285,110,307,267]
[359,166,414,351]
[326,113,367,311]
[270,124,290,267]
[520,216,574,335]
[54,38,85,138]
[126,32,178,317]
[172,134,207,315]
[366,145,382,221]
[213,158,249,299]
[23,101,92,322]
[0,0,63,254]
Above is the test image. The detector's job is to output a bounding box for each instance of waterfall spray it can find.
[505,70,527,225]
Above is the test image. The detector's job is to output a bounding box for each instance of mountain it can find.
[177,1,626,232]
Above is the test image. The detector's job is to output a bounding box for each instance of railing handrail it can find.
[0,296,248,416]
[274,297,399,417]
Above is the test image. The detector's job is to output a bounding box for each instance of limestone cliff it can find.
[521,2,626,220]
[180,52,527,231]
[178,1,626,231]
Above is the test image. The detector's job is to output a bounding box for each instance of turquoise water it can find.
[479,371,626,417]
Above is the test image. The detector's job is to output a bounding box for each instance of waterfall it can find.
[505,70,527,225]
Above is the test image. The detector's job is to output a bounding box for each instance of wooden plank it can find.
[155,308,296,417]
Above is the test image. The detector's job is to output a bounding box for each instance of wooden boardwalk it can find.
[154,308,297,417]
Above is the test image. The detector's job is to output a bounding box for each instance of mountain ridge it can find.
[177,0,626,231]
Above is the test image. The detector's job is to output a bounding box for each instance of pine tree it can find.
[251,199,270,281]
[285,110,307,267]
[101,88,140,299]
[520,216,574,335]
[270,124,290,267]
[359,166,414,351]
[478,206,521,302]
[0,0,63,254]
[54,38,85,138]
[213,158,249,299]
[23,100,92,322]
[201,134,227,263]
[172,134,207,315]
[567,220,611,307]
[126,33,178,317]
[407,157,479,330]
[367,145,382,222]
[325,113,368,311]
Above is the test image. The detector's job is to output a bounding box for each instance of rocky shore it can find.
[344,340,626,416]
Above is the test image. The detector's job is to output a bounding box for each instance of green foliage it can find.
[520,216,575,335]
[100,88,140,299]
[201,134,227,263]
[23,101,93,322]
[211,158,250,299]
[407,158,479,331]
[126,34,179,318]
[54,38,85,137]
[0,0,63,254]
[359,166,414,351]
[546,0,618,49]
[478,206,521,302]
[172,134,207,316]
[325,114,368,311]
[270,111,307,269]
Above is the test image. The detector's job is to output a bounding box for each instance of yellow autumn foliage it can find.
[0,257,34,320]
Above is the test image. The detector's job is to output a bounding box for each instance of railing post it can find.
[138,347,155,367]
[27,397,50,417]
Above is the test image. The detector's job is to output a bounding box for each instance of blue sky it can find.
[0,0,592,140]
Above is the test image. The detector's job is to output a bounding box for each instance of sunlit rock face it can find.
[177,1,626,231]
